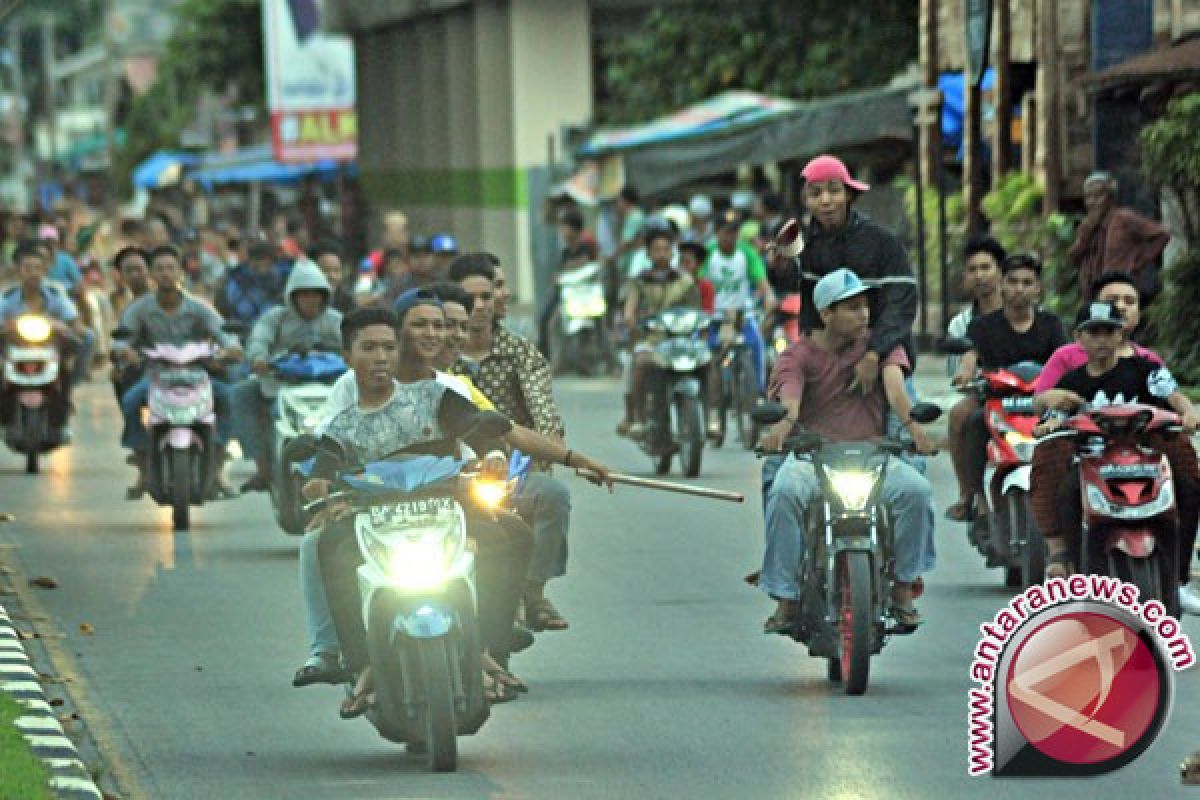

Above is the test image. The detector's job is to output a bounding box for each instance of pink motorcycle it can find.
[141,341,222,530]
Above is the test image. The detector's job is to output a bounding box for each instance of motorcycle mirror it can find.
[939,336,974,355]
[751,402,789,426]
[283,434,319,464]
[111,326,131,340]
[909,402,943,425]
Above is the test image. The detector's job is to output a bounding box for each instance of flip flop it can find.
[526,598,569,632]
[293,653,350,688]
[339,687,374,719]
[488,667,528,694]
[483,672,518,704]
[944,500,974,522]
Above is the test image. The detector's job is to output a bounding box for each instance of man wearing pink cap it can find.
[769,155,917,396]
[36,224,84,293]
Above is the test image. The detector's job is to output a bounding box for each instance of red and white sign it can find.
[262,0,357,163]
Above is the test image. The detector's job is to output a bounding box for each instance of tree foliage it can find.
[595,1,918,124]
[114,0,263,192]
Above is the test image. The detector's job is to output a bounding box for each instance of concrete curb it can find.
[0,604,102,800]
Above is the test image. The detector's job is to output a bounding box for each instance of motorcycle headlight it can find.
[774,337,788,354]
[562,286,607,318]
[15,315,52,343]
[828,468,879,512]
[1003,431,1036,462]
[470,477,511,510]
[362,510,465,590]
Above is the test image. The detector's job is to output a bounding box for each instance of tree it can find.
[113,0,263,192]
[595,2,918,124]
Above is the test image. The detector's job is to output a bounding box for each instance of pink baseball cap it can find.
[801,155,869,192]
[37,224,60,241]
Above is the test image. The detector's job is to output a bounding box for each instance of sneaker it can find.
[1179,584,1200,616]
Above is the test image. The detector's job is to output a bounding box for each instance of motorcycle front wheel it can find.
[733,351,760,450]
[836,551,873,696]
[170,449,191,530]
[1109,549,1176,616]
[675,393,704,478]
[414,638,458,772]
[1009,491,1045,588]
[20,406,43,474]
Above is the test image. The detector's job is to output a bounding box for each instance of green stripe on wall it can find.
[362,167,529,209]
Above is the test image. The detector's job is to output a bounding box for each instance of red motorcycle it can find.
[1062,403,1181,614]
[944,338,1045,588]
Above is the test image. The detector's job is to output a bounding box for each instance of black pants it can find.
[320,509,534,674]
[537,285,562,358]
[964,408,989,496]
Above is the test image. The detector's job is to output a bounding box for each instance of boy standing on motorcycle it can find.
[1031,301,1200,600]
[760,269,937,633]
[234,259,343,492]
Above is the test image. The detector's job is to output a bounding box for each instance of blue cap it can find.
[392,287,442,322]
[429,233,458,254]
[813,268,872,311]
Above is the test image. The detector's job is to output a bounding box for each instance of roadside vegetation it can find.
[0,692,52,799]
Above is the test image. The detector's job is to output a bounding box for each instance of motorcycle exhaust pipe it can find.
[575,469,744,503]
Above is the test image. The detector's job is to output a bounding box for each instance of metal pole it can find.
[575,470,745,503]
[912,117,929,340]
[934,141,949,335]
[39,13,55,167]
[7,20,28,210]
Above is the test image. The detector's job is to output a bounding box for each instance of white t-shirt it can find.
[319,370,472,428]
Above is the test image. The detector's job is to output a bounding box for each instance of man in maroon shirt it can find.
[759,268,937,633]
[1069,171,1170,298]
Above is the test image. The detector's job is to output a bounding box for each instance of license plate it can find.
[369,495,456,526]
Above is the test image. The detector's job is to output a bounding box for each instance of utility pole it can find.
[993,0,1012,177]
[39,13,56,169]
[7,20,28,209]
[101,0,119,206]
[1039,0,1061,211]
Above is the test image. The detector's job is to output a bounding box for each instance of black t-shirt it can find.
[967,309,1067,369]
[1055,355,1178,410]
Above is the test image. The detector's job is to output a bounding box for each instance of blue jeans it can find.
[300,527,339,656]
[69,330,95,388]
[511,472,571,583]
[232,378,271,462]
[120,375,233,451]
[707,316,765,391]
[760,454,936,600]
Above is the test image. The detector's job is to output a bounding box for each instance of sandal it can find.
[526,597,569,632]
[339,670,374,719]
[487,667,528,694]
[483,671,518,704]
[293,653,350,688]
[944,500,974,522]
[1045,549,1073,579]
[763,600,797,635]
[888,605,923,632]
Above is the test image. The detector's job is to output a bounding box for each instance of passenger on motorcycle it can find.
[699,210,775,437]
[677,242,715,313]
[233,259,343,492]
[114,245,242,498]
[1030,301,1200,609]
[952,254,1067,520]
[537,208,598,358]
[944,236,1006,520]
[0,241,93,439]
[760,269,937,633]
[110,247,154,404]
[615,227,702,439]
[215,240,285,331]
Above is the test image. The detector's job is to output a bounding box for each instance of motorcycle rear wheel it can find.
[733,352,760,450]
[171,449,191,530]
[676,394,704,478]
[836,552,873,696]
[1009,492,1045,588]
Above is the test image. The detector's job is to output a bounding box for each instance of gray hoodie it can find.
[246,259,343,393]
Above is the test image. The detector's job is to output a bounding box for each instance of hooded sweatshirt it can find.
[245,259,343,394]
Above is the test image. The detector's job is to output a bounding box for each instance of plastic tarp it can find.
[937,68,995,151]
[132,151,199,190]
[188,143,350,187]
[576,82,917,196]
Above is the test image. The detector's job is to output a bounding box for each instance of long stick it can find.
[576,470,744,503]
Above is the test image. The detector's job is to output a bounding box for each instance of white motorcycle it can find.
[551,261,615,376]
[2,313,69,473]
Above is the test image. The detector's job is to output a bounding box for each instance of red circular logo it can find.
[1005,612,1160,766]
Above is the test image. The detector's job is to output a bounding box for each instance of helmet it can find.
[688,194,713,218]
[430,233,458,254]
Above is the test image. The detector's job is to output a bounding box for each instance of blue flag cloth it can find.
[508,449,532,493]
[342,456,464,493]
[271,351,348,381]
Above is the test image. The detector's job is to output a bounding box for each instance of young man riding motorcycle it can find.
[760,269,937,633]
[301,303,612,711]
[616,227,702,439]
[0,241,94,440]
[113,245,242,498]
[699,210,775,437]
[233,259,343,492]
[951,253,1067,520]
[1031,301,1200,604]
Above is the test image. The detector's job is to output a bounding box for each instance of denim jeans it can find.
[120,375,233,450]
[300,527,339,656]
[69,330,95,388]
[707,316,766,391]
[760,454,936,600]
[511,472,571,583]
[232,377,271,462]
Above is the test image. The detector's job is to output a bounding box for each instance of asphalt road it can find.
[1,375,1199,800]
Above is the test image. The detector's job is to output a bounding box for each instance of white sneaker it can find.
[1178,584,1200,616]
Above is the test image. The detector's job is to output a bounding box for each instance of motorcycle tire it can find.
[836,551,873,696]
[826,656,842,683]
[273,464,305,535]
[734,352,760,451]
[171,449,191,531]
[1009,492,1045,588]
[1109,550,1167,613]
[676,393,704,478]
[710,365,728,448]
[22,407,42,475]
[415,638,458,772]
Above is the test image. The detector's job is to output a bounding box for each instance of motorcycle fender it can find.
[16,391,44,408]
[164,427,196,450]
[670,377,701,398]
[1001,465,1031,495]
[1108,529,1157,558]
[393,604,455,639]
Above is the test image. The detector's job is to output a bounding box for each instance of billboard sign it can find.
[263,0,357,163]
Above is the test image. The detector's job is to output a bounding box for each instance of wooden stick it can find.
[576,470,744,503]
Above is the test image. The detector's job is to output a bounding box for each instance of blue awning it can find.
[188,144,352,187]
[132,151,199,190]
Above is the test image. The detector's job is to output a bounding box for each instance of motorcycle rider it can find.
[700,210,775,436]
[1031,301,1200,608]
[233,259,343,493]
[0,241,92,441]
[216,240,285,331]
[760,269,936,633]
[310,239,357,314]
[537,208,598,357]
[952,253,1067,520]
[616,227,702,439]
[114,245,242,498]
[110,247,155,404]
[303,305,611,713]
[944,236,1007,520]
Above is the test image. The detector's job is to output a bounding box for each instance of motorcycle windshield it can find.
[342,455,464,493]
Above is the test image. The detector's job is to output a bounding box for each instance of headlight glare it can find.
[828,468,878,512]
[15,315,52,343]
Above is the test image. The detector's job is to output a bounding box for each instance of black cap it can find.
[1075,301,1124,332]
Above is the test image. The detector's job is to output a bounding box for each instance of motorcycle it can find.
[637,307,713,477]
[1062,403,1182,616]
[764,293,802,381]
[301,417,512,772]
[550,261,615,376]
[708,302,764,451]
[752,400,942,695]
[2,314,69,473]
[268,350,348,535]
